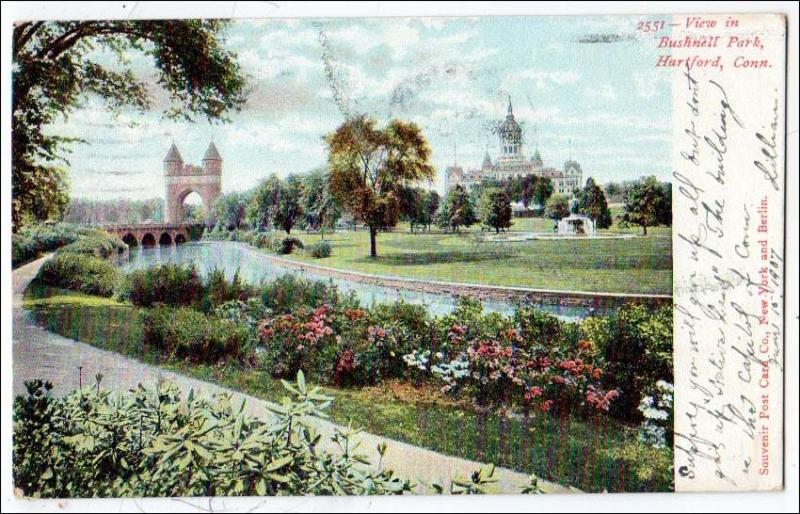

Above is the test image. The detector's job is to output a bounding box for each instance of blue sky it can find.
[48,15,672,200]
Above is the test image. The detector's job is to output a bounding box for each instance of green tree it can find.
[326,116,434,257]
[302,168,341,240]
[533,177,554,208]
[12,20,247,231]
[544,193,571,221]
[425,191,440,232]
[273,174,304,234]
[620,176,668,235]
[576,177,612,229]
[212,192,248,231]
[438,185,477,233]
[246,175,283,230]
[480,187,512,234]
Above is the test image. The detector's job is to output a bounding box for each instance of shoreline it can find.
[219,241,672,309]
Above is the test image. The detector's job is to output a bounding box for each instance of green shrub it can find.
[13,375,412,498]
[259,274,353,314]
[12,234,38,268]
[128,263,204,308]
[581,304,673,420]
[201,267,253,312]
[36,253,120,297]
[309,240,332,258]
[279,236,304,255]
[58,229,127,259]
[140,306,252,362]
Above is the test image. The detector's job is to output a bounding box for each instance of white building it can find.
[445,97,583,196]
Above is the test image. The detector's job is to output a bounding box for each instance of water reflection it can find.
[124,242,606,321]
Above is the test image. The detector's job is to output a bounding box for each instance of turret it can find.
[163,143,183,175]
[202,141,222,174]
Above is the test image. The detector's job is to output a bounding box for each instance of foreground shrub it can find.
[259,274,353,314]
[36,254,120,297]
[309,240,332,258]
[128,263,204,308]
[201,268,253,312]
[12,374,412,498]
[12,223,85,267]
[140,306,252,362]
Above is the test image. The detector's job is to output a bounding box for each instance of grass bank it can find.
[258,220,672,295]
[23,282,673,493]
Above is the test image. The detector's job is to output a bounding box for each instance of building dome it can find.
[499,98,522,144]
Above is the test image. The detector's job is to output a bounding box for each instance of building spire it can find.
[507,95,513,116]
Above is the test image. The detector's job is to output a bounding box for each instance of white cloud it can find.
[583,83,618,103]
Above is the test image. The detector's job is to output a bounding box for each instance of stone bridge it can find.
[103,223,200,247]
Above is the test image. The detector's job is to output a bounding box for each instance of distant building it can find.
[445,97,583,196]
[163,142,222,225]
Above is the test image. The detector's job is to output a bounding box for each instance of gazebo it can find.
[557,213,596,236]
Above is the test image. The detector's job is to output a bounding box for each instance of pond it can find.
[123,242,608,321]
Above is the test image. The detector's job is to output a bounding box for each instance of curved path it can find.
[11,256,575,495]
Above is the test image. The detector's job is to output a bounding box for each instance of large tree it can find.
[438,185,477,233]
[326,116,434,257]
[480,187,512,234]
[620,176,670,235]
[301,168,341,240]
[273,174,304,235]
[12,20,247,230]
[544,193,571,221]
[211,191,248,231]
[576,177,612,229]
[246,175,283,230]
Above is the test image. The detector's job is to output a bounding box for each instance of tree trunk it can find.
[642,224,648,236]
[496,227,500,234]
[369,226,378,258]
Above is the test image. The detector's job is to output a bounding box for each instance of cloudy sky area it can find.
[48,15,672,201]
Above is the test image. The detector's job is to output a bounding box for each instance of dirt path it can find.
[11,256,575,495]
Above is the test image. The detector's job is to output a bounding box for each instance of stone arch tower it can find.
[163,142,222,225]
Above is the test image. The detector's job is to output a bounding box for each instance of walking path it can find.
[12,256,575,495]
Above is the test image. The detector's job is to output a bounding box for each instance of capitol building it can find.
[445,98,583,199]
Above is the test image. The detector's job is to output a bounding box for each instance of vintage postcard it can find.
[2,2,795,511]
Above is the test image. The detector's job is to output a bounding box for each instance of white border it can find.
[1,2,797,512]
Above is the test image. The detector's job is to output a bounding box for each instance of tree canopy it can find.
[326,115,434,257]
[575,177,612,229]
[619,176,672,235]
[480,188,513,233]
[438,185,477,233]
[12,20,247,230]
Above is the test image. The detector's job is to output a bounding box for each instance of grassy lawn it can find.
[281,220,672,295]
[22,283,673,493]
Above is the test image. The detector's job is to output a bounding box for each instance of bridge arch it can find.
[175,233,187,244]
[122,232,138,247]
[159,232,173,246]
[141,233,156,247]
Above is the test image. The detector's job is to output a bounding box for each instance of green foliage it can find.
[201,268,252,312]
[12,234,39,269]
[575,177,612,229]
[479,187,513,233]
[65,197,164,224]
[140,306,252,362]
[259,274,351,314]
[544,193,571,221]
[128,264,204,308]
[58,230,127,259]
[309,240,333,258]
[327,115,435,257]
[301,168,341,237]
[12,373,412,498]
[12,20,246,230]
[619,176,671,235]
[279,237,305,255]
[36,253,120,297]
[438,185,477,233]
[12,223,94,268]
[580,304,673,419]
[211,192,248,231]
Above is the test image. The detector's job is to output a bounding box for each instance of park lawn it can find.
[283,221,672,295]
[22,283,673,493]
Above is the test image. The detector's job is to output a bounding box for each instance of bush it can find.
[279,237,304,255]
[12,223,85,267]
[36,253,120,297]
[128,263,204,308]
[58,229,127,259]
[140,306,252,362]
[201,268,253,312]
[580,304,673,420]
[309,240,332,258]
[13,375,412,498]
[259,274,353,314]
